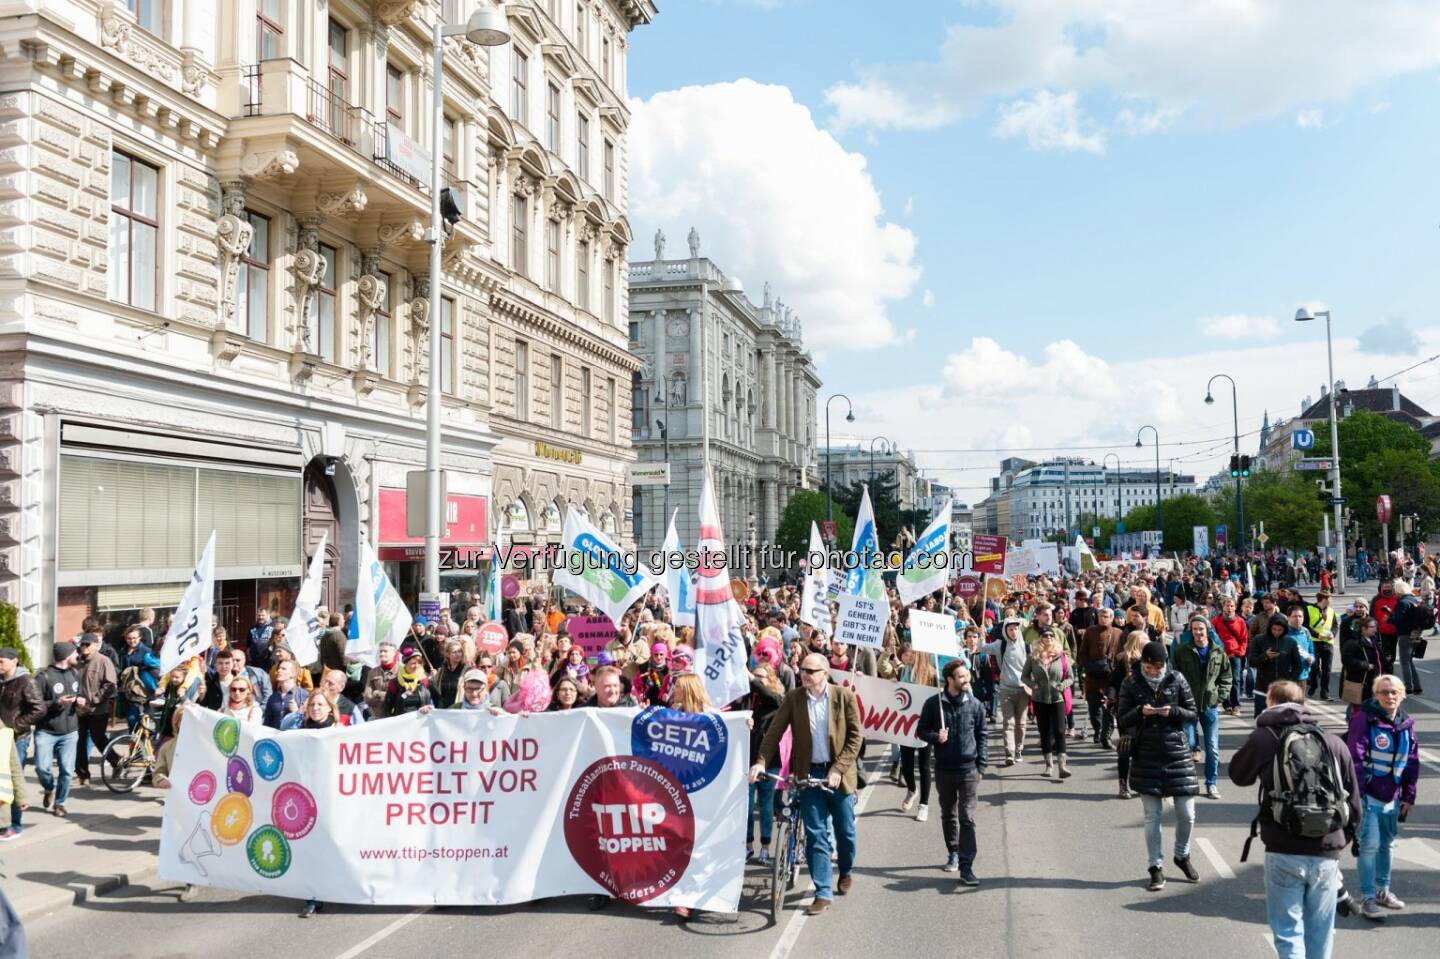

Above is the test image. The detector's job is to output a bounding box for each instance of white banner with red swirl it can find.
[828,670,934,748]
[158,704,748,910]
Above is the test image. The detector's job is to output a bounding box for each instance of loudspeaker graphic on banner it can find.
[181,812,222,877]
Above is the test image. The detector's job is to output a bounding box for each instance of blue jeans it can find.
[10,735,28,830]
[1195,706,1220,787]
[798,763,856,901]
[34,729,78,806]
[1141,793,1194,867]
[1229,656,1248,708]
[1357,795,1401,899]
[747,766,778,845]
[1265,853,1339,959]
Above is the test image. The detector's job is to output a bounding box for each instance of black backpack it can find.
[1241,723,1350,862]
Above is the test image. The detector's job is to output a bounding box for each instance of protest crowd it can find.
[1,489,1435,957]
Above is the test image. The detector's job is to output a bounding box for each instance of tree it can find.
[1118,494,1217,552]
[1311,410,1440,542]
[0,601,30,672]
[775,490,855,563]
[827,470,924,549]
[1236,469,1326,549]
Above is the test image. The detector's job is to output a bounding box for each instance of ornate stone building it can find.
[627,235,821,561]
[0,0,653,660]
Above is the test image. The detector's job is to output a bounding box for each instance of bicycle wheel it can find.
[101,734,150,794]
[787,818,803,890]
[769,819,790,923]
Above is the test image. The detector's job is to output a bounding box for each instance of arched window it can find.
[508,498,532,532]
[543,500,563,532]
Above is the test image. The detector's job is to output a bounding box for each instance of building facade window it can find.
[576,239,590,310]
[511,47,529,121]
[314,243,337,361]
[580,368,592,436]
[603,257,615,324]
[440,296,455,393]
[236,211,270,340]
[551,355,564,428]
[374,270,392,377]
[127,0,163,34]
[514,339,530,419]
[108,150,158,311]
[545,219,560,291]
[631,371,645,431]
[442,116,458,187]
[385,64,404,126]
[575,112,589,179]
[602,138,615,199]
[607,376,616,443]
[546,82,561,152]
[257,0,283,59]
[327,19,349,135]
[575,4,586,50]
[601,35,612,85]
[511,194,528,274]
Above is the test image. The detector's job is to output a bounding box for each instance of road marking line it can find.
[1195,837,1236,880]
[333,907,431,959]
[766,758,885,959]
[1409,695,1440,711]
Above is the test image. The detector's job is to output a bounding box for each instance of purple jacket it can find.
[1347,700,1419,806]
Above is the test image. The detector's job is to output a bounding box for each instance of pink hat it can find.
[651,642,670,658]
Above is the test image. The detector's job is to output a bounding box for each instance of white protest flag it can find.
[159,531,217,674]
[694,470,750,706]
[843,485,885,601]
[800,521,833,634]
[1074,533,1098,572]
[662,511,696,628]
[897,498,952,605]
[350,537,411,667]
[1246,560,1255,596]
[487,510,505,623]
[554,508,658,629]
[286,531,328,667]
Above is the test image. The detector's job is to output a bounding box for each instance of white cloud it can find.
[994,90,1105,153]
[1358,317,1420,354]
[903,196,914,216]
[1295,108,1325,128]
[824,1,1440,136]
[1202,314,1282,340]
[922,289,935,308]
[629,81,921,350]
[941,337,1116,399]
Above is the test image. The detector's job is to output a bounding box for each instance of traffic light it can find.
[1229,454,1240,478]
[1239,455,1251,478]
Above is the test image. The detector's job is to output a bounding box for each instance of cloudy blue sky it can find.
[625,0,1440,502]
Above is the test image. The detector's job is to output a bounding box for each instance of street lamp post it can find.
[423,5,510,597]
[655,384,671,547]
[869,435,893,490]
[824,394,855,524]
[1295,305,1347,592]
[1103,452,1121,533]
[1205,373,1244,554]
[1135,425,1162,550]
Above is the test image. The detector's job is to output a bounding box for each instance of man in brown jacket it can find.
[74,634,117,786]
[750,652,863,915]
[1078,607,1123,748]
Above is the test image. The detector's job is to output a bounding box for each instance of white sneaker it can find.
[1204,784,1221,800]
[1376,889,1406,910]
[914,804,929,823]
[900,791,917,812]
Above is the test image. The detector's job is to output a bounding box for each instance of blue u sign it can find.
[1292,429,1315,450]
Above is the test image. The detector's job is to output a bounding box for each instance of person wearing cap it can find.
[1068,590,1098,633]
[362,641,401,720]
[73,632,117,787]
[1118,641,1200,891]
[634,642,671,707]
[385,647,435,716]
[35,642,86,816]
[1,647,44,837]
[454,669,496,711]
[979,619,1031,766]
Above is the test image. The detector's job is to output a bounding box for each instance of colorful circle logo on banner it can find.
[211,792,253,846]
[630,707,728,793]
[563,757,695,904]
[226,757,254,797]
[213,718,241,757]
[246,824,292,879]
[253,740,284,781]
[271,782,319,840]
[187,770,217,806]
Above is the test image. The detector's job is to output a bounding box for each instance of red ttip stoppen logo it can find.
[564,756,695,904]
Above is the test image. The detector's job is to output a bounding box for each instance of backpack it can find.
[120,666,150,705]
[1241,723,1350,862]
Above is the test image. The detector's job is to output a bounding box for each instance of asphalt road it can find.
[27,654,1440,959]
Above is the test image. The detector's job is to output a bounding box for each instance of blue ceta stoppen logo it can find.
[571,532,646,583]
[631,706,728,793]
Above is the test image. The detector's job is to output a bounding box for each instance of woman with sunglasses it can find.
[222,677,262,724]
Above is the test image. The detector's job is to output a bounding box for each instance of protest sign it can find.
[970,534,1007,575]
[476,622,508,656]
[907,610,959,658]
[952,574,984,602]
[566,615,618,655]
[984,575,1010,603]
[159,705,748,910]
[828,671,930,748]
[834,592,886,650]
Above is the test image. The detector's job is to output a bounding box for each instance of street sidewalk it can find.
[1,761,168,924]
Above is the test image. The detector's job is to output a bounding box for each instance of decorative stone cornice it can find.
[98,2,175,84]
[355,257,387,371]
[292,223,326,354]
[378,218,426,246]
[241,149,300,180]
[491,291,641,371]
[374,1,423,27]
[317,183,369,216]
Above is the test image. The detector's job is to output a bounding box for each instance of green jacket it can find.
[1173,641,1233,712]
[1021,654,1074,705]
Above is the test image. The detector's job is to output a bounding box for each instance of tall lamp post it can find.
[1296,305,1347,592]
[869,436,893,489]
[1135,425,1162,550]
[655,383,671,548]
[1103,451,1122,525]
[424,5,511,596]
[1205,373,1244,553]
[824,394,855,523]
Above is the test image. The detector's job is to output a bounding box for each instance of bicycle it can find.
[101,710,158,793]
[760,773,830,925]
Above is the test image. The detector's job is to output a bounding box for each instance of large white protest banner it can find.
[554,509,659,630]
[350,538,411,667]
[827,671,931,748]
[159,704,748,910]
[159,531,217,674]
[843,485,886,601]
[834,592,886,649]
[660,512,696,629]
[800,522,833,634]
[896,499,952,605]
[694,470,750,707]
[907,610,959,658]
[286,531,328,668]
